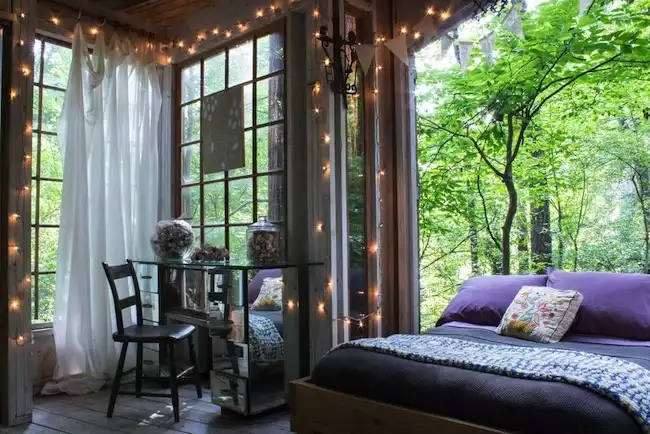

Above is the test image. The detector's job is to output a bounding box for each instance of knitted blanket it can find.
[335,334,650,432]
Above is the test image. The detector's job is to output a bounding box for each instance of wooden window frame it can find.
[173,20,287,256]
[31,35,71,325]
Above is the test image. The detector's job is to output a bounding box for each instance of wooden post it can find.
[0,0,35,425]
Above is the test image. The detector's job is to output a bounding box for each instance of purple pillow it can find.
[437,275,548,327]
[248,269,281,303]
[547,269,650,340]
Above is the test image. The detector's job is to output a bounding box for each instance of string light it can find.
[9,299,20,312]
[376,312,382,320]
[400,26,408,35]
[224,30,232,38]
[256,9,264,18]
[19,39,24,46]
[313,8,320,18]
[375,65,383,72]
[369,242,378,254]
[16,335,25,346]
[373,88,379,95]
[269,4,278,12]
[323,58,330,67]
[197,32,206,41]
[166,56,173,64]
[359,320,364,328]
[378,169,386,176]
[89,27,99,36]
[188,46,196,55]
[426,6,435,15]
[238,23,248,32]
[287,300,295,310]
[23,153,31,162]
[316,222,323,232]
[10,213,20,221]
[10,89,17,100]
[314,30,321,38]
[440,9,450,20]
[318,302,325,313]
[177,41,185,48]
[212,28,219,35]
[313,81,321,95]
[20,65,31,76]
[20,12,25,19]
[25,123,32,135]
[314,106,320,114]
[50,16,60,25]
[22,185,29,193]
[344,318,351,325]
[24,276,31,284]
[10,245,20,254]
[414,32,422,39]
[323,133,330,143]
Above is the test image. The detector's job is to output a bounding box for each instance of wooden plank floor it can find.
[0,385,291,434]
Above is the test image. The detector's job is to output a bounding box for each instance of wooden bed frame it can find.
[290,378,508,434]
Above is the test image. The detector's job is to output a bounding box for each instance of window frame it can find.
[31,35,71,327]
[173,20,287,256]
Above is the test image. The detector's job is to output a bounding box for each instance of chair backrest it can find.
[102,259,143,334]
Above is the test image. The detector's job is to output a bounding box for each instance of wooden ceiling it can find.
[92,0,218,27]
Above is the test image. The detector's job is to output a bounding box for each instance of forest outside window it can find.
[177,27,285,258]
[415,0,650,330]
[31,37,72,325]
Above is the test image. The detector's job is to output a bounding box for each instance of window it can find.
[31,37,72,324]
[177,27,285,258]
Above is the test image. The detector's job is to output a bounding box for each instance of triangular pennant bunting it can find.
[414,15,436,39]
[458,41,474,72]
[384,34,409,65]
[579,0,594,15]
[503,6,524,39]
[355,44,376,75]
[479,32,496,67]
[440,34,453,59]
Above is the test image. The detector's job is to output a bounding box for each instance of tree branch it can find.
[477,172,502,251]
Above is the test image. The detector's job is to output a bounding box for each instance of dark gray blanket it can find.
[249,310,283,337]
[310,327,650,434]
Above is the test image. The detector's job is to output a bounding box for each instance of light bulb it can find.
[316,222,323,232]
[287,300,295,310]
[318,302,325,312]
[177,40,185,48]
[225,30,232,38]
[369,242,378,254]
[20,66,31,76]
[9,299,20,311]
[89,27,99,36]
[323,133,331,143]
[10,90,17,100]
[270,4,278,12]
[16,335,25,346]
[400,26,408,35]
[426,6,435,15]
[50,16,60,25]
[256,9,264,17]
[314,107,320,114]
[197,32,206,41]
[440,9,450,20]
[414,32,422,39]
[323,58,331,67]
[313,8,320,18]
[212,28,219,35]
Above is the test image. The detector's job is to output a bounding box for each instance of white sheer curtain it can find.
[42,24,162,395]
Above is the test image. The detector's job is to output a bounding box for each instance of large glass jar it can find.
[246,217,280,263]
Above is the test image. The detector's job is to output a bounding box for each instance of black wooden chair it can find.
[102,260,202,422]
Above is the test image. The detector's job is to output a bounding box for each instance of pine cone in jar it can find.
[247,230,279,263]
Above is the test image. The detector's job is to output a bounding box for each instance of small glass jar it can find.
[246,216,280,263]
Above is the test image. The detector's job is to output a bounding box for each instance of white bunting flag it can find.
[440,34,453,59]
[355,44,376,75]
[384,34,409,65]
[503,6,524,39]
[479,32,496,67]
[579,0,594,15]
[458,41,474,72]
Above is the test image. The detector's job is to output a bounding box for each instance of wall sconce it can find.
[315,24,359,105]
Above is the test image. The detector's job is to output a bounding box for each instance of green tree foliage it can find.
[417,0,650,330]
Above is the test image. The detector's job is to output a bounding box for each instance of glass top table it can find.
[132,257,323,271]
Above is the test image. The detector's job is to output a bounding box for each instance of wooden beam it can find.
[1,0,35,425]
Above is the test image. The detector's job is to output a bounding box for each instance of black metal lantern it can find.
[315,24,359,103]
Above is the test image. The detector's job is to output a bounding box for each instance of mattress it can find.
[310,326,650,434]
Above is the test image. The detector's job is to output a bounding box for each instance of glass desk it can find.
[131,257,322,415]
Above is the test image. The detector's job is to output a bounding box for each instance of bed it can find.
[291,269,650,434]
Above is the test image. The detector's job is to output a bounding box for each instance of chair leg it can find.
[107,342,128,418]
[187,333,202,399]
[135,343,143,398]
[168,342,180,422]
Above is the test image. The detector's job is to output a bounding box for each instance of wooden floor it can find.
[0,385,291,434]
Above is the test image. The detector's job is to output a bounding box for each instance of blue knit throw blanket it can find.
[335,334,650,432]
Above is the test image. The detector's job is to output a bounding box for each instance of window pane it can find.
[31,227,36,272]
[192,227,202,246]
[257,33,284,76]
[38,227,59,272]
[205,227,226,247]
[257,174,284,222]
[228,40,253,86]
[229,131,253,178]
[181,186,201,225]
[31,180,37,225]
[42,42,72,88]
[182,63,201,103]
[229,226,247,260]
[41,88,65,132]
[204,182,225,224]
[39,181,62,224]
[181,101,201,144]
[256,125,284,172]
[244,84,253,129]
[204,53,226,95]
[228,178,253,224]
[181,144,201,185]
[33,39,42,83]
[256,74,284,125]
[32,134,39,178]
[33,86,40,130]
[36,274,56,323]
[40,134,63,179]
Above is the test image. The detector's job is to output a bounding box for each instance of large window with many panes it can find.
[177,25,285,258]
[31,37,71,324]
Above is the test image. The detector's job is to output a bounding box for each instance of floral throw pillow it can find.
[497,285,583,343]
[251,277,283,311]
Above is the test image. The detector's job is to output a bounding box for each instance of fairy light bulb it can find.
[313,8,320,18]
[256,9,264,17]
[177,40,185,48]
[16,335,25,346]
[313,82,321,94]
[25,123,32,135]
[50,16,60,25]
[318,302,325,313]
[89,27,99,36]
[414,32,422,39]
[225,30,232,38]
[376,312,382,320]
[376,65,383,72]
[22,185,30,193]
[19,39,24,46]
[440,9,450,20]
[314,31,321,38]
[426,6,435,15]
[25,276,31,284]
[11,213,20,221]
[238,23,248,32]
[270,4,278,12]
[20,12,26,19]
[23,153,31,162]
[287,300,295,310]
[212,28,219,35]
[10,89,17,100]
[188,46,196,55]
[400,26,408,35]
[166,56,173,64]
[359,320,364,328]
[314,106,320,114]
[323,133,331,144]
[9,299,20,311]
[378,169,386,176]
[369,242,378,254]
[344,318,351,325]
[323,58,331,67]
[373,88,379,95]
[197,32,206,41]
[316,222,323,232]
[20,65,31,76]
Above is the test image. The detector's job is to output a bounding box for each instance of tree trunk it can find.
[502,170,517,275]
[635,166,650,273]
[530,199,552,273]
[267,34,284,223]
[517,202,529,274]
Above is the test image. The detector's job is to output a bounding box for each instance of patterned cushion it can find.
[251,277,283,311]
[497,286,583,343]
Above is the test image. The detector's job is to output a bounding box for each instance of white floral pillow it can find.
[251,277,283,311]
[497,285,583,343]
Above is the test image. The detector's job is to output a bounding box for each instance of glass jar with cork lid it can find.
[246,216,280,263]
